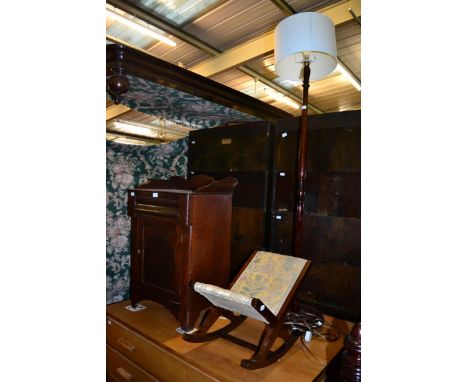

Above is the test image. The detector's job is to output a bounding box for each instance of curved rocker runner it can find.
[183,250,311,370]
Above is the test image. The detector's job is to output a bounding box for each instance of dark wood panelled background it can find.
[188,111,361,321]
[188,122,273,277]
[273,111,360,321]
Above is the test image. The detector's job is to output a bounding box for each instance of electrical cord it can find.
[285,311,344,342]
[285,311,345,366]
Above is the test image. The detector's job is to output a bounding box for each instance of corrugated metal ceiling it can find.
[106,0,361,145]
[131,0,228,26]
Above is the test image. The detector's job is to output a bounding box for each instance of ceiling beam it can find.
[240,67,322,112]
[321,0,361,25]
[349,0,361,23]
[268,0,296,15]
[107,0,321,113]
[190,0,361,79]
[106,103,131,121]
[178,0,232,28]
[238,66,322,113]
[190,32,274,77]
[107,0,220,55]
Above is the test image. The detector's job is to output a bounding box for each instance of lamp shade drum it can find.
[274,12,337,81]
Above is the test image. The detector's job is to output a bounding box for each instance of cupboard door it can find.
[136,215,181,303]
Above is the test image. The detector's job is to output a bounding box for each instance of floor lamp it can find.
[274,12,337,258]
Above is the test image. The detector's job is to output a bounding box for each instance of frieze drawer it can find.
[107,344,160,382]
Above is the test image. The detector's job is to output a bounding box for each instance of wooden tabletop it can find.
[107,300,353,382]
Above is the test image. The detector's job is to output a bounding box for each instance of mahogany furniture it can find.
[187,111,361,321]
[106,44,291,123]
[188,121,273,277]
[340,322,361,381]
[127,175,237,331]
[106,299,352,382]
[183,250,311,370]
[272,111,361,321]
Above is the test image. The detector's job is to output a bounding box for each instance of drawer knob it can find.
[116,367,133,381]
[116,337,136,352]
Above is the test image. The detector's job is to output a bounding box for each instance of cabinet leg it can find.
[130,292,139,309]
[180,308,202,332]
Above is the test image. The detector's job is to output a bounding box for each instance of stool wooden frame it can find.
[184,250,311,370]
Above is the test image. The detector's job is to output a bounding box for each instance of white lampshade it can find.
[274,12,337,81]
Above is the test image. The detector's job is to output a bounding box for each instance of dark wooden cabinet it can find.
[188,122,273,277]
[273,111,361,321]
[187,111,361,321]
[127,175,237,331]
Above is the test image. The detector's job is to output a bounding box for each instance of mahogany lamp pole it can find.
[274,12,337,257]
[294,61,310,257]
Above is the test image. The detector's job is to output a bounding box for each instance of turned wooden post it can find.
[293,62,310,258]
[341,322,361,382]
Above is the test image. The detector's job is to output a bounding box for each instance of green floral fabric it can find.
[106,138,188,303]
[120,74,261,130]
[106,70,262,304]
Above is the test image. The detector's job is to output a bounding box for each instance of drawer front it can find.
[135,203,179,218]
[129,191,190,225]
[107,318,217,382]
[133,195,181,220]
[107,345,160,382]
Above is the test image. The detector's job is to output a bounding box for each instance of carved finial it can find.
[106,45,129,104]
[340,322,361,381]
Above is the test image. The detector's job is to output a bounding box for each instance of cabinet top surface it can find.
[131,188,193,194]
[130,175,238,196]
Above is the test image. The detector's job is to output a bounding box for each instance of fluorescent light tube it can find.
[106,8,177,47]
[264,87,300,109]
[113,121,154,136]
[107,135,149,146]
[336,63,361,91]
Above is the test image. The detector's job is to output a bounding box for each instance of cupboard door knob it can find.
[116,367,133,381]
[116,337,136,352]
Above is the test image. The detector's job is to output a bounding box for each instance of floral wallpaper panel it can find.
[106,70,263,304]
[106,138,187,303]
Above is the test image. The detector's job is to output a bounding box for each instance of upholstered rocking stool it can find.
[183,250,311,370]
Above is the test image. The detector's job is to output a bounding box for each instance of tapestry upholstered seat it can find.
[183,250,311,370]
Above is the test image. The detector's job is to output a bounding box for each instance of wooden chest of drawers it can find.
[107,344,160,382]
[106,299,353,382]
[106,314,217,382]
